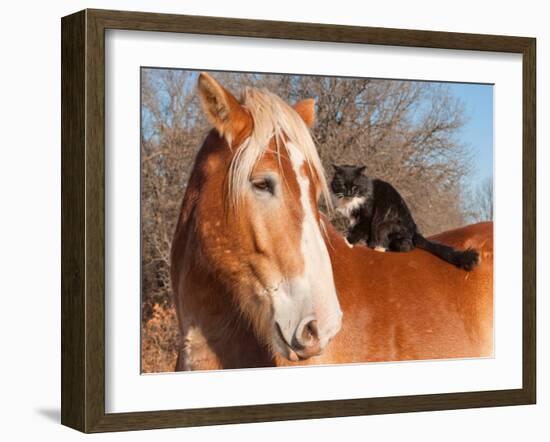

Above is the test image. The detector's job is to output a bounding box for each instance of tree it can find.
[140,69,473,313]
[466,177,493,222]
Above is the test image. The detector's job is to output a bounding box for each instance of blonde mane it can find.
[227,88,331,212]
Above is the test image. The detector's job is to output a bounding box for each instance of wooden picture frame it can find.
[61,8,536,433]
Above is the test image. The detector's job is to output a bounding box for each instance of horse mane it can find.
[227,87,331,211]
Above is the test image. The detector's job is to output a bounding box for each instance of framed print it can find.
[61,9,536,433]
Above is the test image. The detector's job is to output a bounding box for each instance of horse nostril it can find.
[304,320,319,342]
[288,318,322,360]
[291,316,321,359]
[293,318,320,351]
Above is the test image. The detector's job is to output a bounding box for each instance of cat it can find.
[330,164,479,271]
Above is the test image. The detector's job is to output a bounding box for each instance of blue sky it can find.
[143,68,494,191]
[448,83,494,186]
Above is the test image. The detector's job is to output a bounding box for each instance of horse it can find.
[170,73,493,371]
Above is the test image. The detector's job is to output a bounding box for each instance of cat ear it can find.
[294,99,315,128]
[198,72,252,145]
[332,164,342,173]
[357,166,367,175]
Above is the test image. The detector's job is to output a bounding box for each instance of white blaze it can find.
[271,143,342,354]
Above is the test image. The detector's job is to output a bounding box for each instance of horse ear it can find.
[198,72,251,144]
[294,99,315,128]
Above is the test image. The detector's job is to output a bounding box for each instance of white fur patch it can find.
[334,196,365,219]
[270,143,342,354]
[374,246,386,252]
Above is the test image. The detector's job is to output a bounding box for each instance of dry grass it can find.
[141,303,179,373]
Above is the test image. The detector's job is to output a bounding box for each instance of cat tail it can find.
[413,233,479,271]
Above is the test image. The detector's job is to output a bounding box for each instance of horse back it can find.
[320,221,494,364]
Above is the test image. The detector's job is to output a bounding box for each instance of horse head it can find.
[176,73,342,362]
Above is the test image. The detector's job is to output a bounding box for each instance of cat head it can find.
[331,164,367,198]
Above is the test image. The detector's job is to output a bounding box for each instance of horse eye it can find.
[252,178,274,194]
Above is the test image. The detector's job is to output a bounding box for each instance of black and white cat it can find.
[331,164,479,271]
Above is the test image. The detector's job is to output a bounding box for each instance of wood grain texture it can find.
[85,9,107,432]
[61,10,86,431]
[522,38,536,404]
[61,8,537,433]
[88,8,532,52]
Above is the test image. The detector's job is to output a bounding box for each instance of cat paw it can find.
[344,237,354,248]
[374,246,387,253]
